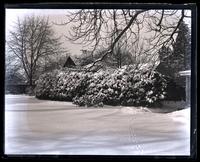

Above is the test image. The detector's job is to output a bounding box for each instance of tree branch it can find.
[87,10,148,70]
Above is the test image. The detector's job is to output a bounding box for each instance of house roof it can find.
[63,56,76,68]
[179,70,191,76]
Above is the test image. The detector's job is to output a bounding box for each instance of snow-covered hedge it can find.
[35,69,92,101]
[35,70,58,100]
[73,66,167,107]
[35,66,168,107]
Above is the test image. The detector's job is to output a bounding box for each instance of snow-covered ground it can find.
[4,95,190,155]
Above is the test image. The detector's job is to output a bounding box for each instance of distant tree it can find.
[109,50,135,68]
[169,21,191,87]
[41,51,70,72]
[171,21,191,71]
[111,29,135,68]
[6,16,64,87]
[159,46,173,64]
[157,21,191,76]
[5,69,25,85]
[5,46,24,84]
[76,50,94,66]
[156,45,173,77]
[156,20,191,89]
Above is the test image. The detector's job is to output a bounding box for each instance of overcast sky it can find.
[6,9,191,56]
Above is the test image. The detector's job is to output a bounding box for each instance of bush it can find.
[35,71,57,99]
[35,69,92,101]
[35,66,168,107]
[73,66,167,107]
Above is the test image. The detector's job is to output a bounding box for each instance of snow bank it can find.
[169,108,190,124]
[121,107,152,114]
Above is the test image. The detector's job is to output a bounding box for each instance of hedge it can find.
[35,66,168,107]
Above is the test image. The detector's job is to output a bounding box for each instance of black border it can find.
[4,3,197,9]
[1,2,197,161]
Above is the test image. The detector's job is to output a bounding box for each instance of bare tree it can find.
[57,9,190,70]
[7,16,64,86]
[5,47,24,85]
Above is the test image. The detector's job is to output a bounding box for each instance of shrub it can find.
[35,66,168,107]
[35,70,58,99]
[72,66,167,107]
[35,69,92,101]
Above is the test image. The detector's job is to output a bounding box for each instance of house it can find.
[63,56,76,68]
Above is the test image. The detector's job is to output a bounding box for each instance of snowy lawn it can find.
[4,95,190,155]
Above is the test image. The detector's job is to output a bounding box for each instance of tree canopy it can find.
[58,9,191,69]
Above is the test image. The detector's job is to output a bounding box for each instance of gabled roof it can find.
[63,56,76,68]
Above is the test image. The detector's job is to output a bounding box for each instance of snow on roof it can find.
[179,70,191,76]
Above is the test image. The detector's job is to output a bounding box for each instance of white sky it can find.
[6,9,191,56]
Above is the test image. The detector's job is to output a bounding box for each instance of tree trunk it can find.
[29,74,33,87]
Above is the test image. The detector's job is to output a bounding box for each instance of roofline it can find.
[179,70,191,76]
